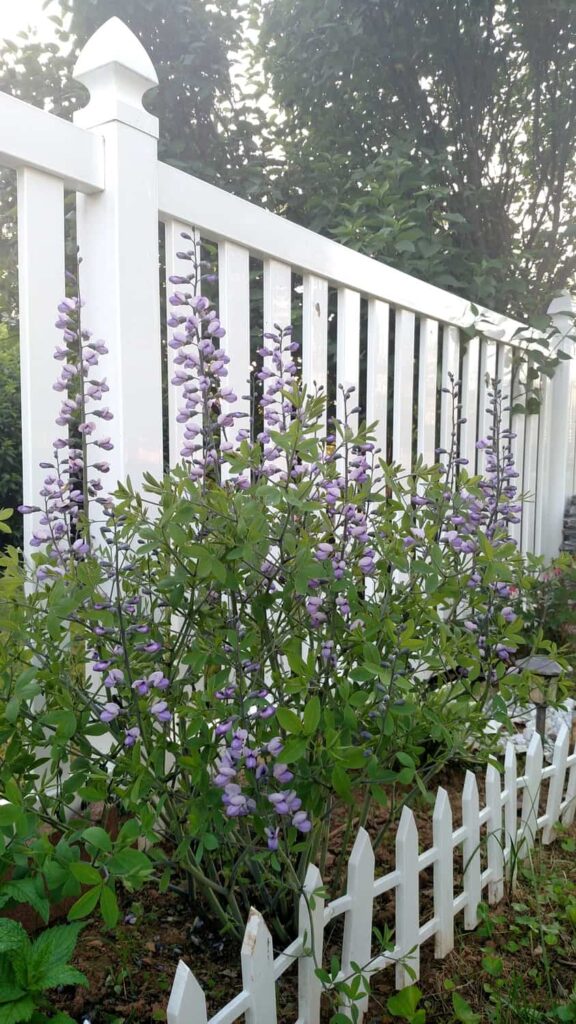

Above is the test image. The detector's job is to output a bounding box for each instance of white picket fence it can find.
[167,719,576,1024]
[1,18,576,562]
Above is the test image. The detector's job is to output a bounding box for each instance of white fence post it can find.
[543,723,570,844]
[433,787,454,958]
[462,771,481,929]
[242,908,277,1024]
[167,960,208,1024]
[561,740,576,827]
[535,294,576,560]
[298,862,325,1024]
[485,763,504,904]
[72,18,164,503]
[520,732,543,857]
[503,741,518,886]
[340,827,375,1018]
[395,807,420,989]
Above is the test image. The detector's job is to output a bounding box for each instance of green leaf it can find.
[331,766,353,802]
[387,985,423,1018]
[67,886,101,921]
[81,825,112,852]
[302,695,321,735]
[275,707,302,734]
[106,848,152,879]
[0,920,29,957]
[0,880,49,924]
[39,964,88,990]
[0,995,36,1024]
[0,805,22,827]
[69,862,102,886]
[99,886,119,928]
[452,991,481,1023]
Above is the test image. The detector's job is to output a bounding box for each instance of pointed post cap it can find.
[73,17,159,136]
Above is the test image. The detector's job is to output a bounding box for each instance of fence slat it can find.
[302,274,329,424]
[521,398,540,556]
[393,309,416,471]
[167,960,208,1024]
[510,359,526,549]
[433,787,454,958]
[298,863,324,1024]
[366,298,390,460]
[417,317,439,466]
[395,807,420,988]
[242,909,277,1024]
[218,239,251,434]
[485,764,504,903]
[460,335,480,471]
[520,732,543,857]
[336,287,361,431]
[477,339,497,473]
[462,771,481,929]
[17,167,66,556]
[561,743,576,827]
[440,325,460,452]
[165,219,198,468]
[503,741,518,883]
[341,827,375,1017]
[543,723,570,844]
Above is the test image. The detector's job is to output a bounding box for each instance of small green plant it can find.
[0,918,87,1024]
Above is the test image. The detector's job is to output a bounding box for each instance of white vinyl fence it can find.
[1,18,576,561]
[167,718,576,1024]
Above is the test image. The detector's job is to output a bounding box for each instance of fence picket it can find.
[242,909,277,1024]
[218,239,252,437]
[503,741,518,883]
[433,787,454,958]
[462,771,481,929]
[336,287,361,431]
[521,400,540,555]
[393,309,416,471]
[340,827,375,1017]
[165,219,198,468]
[167,960,208,1024]
[395,807,420,988]
[298,863,324,1024]
[561,744,576,826]
[302,274,329,427]
[366,298,390,460]
[543,723,570,844]
[485,763,504,903]
[417,317,439,466]
[440,325,460,453]
[520,732,543,857]
[460,335,480,471]
[477,339,497,472]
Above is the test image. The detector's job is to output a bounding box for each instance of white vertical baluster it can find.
[167,961,208,1024]
[477,338,497,472]
[218,239,251,444]
[519,732,543,858]
[340,827,375,1018]
[543,723,570,844]
[521,400,540,556]
[460,335,480,471]
[561,741,576,826]
[242,909,277,1024]
[498,344,513,430]
[417,317,439,466]
[485,764,504,904]
[510,356,526,549]
[302,274,329,427]
[263,257,291,332]
[393,309,416,472]
[336,287,361,431]
[395,807,420,988]
[74,19,163,502]
[433,787,454,958]
[164,219,198,468]
[16,167,65,557]
[298,863,324,1024]
[440,325,460,453]
[503,741,518,883]
[366,298,389,460]
[462,771,481,929]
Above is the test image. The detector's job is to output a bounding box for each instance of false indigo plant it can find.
[0,240,562,939]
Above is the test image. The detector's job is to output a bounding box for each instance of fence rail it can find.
[167,718,576,1024]
[0,18,575,561]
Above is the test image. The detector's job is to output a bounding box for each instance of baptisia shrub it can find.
[0,243,557,938]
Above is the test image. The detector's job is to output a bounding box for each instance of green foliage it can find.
[0,328,21,548]
[0,918,86,1024]
[256,0,576,317]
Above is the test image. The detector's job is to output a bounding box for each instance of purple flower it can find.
[502,606,516,623]
[149,670,170,690]
[150,700,172,723]
[267,737,283,757]
[124,726,140,747]
[104,669,124,688]
[265,826,280,851]
[273,763,294,784]
[292,811,312,833]
[100,702,121,723]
